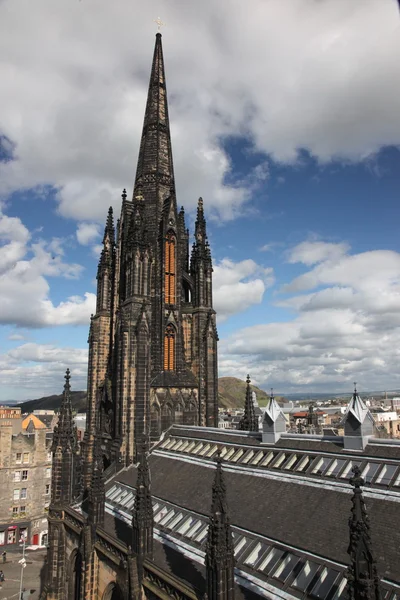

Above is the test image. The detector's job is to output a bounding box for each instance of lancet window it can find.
[164,231,176,304]
[164,324,175,371]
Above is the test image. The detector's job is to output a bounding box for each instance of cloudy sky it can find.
[1,0,400,401]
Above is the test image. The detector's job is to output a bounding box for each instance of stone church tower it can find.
[84,32,218,474]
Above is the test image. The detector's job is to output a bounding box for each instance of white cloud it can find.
[0,0,399,222]
[76,222,101,246]
[259,242,282,253]
[0,212,95,328]
[0,343,88,400]
[221,240,400,392]
[7,332,27,341]
[0,214,30,274]
[213,258,274,321]
[286,240,350,266]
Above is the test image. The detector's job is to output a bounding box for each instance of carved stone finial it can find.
[121,188,127,201]
[64,368,71,389]
[349,465,364,489]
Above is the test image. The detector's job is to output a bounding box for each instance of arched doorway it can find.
[102,582,124,600]
[68,550,82,600]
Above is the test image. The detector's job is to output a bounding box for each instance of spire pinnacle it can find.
[211,448,228,516]
[346,466,381,600]
[133,32,175,221]
[205,452,235,598]
[132,441,153,570]
[64,368,71,392]
[52,369,75,450]
[238,374,258,432]
[102,206,115,245]
[192,197,210,265]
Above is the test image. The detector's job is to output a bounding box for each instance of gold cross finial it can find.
[154,16,165,31]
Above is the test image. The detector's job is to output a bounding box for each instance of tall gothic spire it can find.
[52,369,75,449]
[205,450,235,600]
[346,466,381,600]
[133,33,175,219]
[238,375,258,432]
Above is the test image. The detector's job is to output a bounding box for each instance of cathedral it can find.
[42,33,400,600]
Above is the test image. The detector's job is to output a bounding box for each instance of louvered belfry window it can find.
[164,231,176,304]
[164,324,175,371]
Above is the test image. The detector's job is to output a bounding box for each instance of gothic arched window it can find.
[150,403,161,438]
[68,550,82,600]
[164,231,176,305]
[161,403,173,432]
[163,324,175,371]
[174,402,184,425]
[184,400,197,426]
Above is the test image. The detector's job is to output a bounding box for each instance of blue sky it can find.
[1,0,400,401]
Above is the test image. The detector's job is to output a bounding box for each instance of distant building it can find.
[0,406,22,419]
[74,414,87,441]
[371,410,400,438]
[0,416,52,548]
[32,410,58,432]
[386,397,400,409]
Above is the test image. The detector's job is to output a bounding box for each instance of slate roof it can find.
[165,424,400,461]
[104,502,260,599]
[103,426,400,598]
[109,453,399,582]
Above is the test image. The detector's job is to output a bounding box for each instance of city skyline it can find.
[1,0,400,401]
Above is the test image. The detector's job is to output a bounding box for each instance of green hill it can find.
[218,377,270,409]
[17,377,272,413]
[19,390,87,414]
